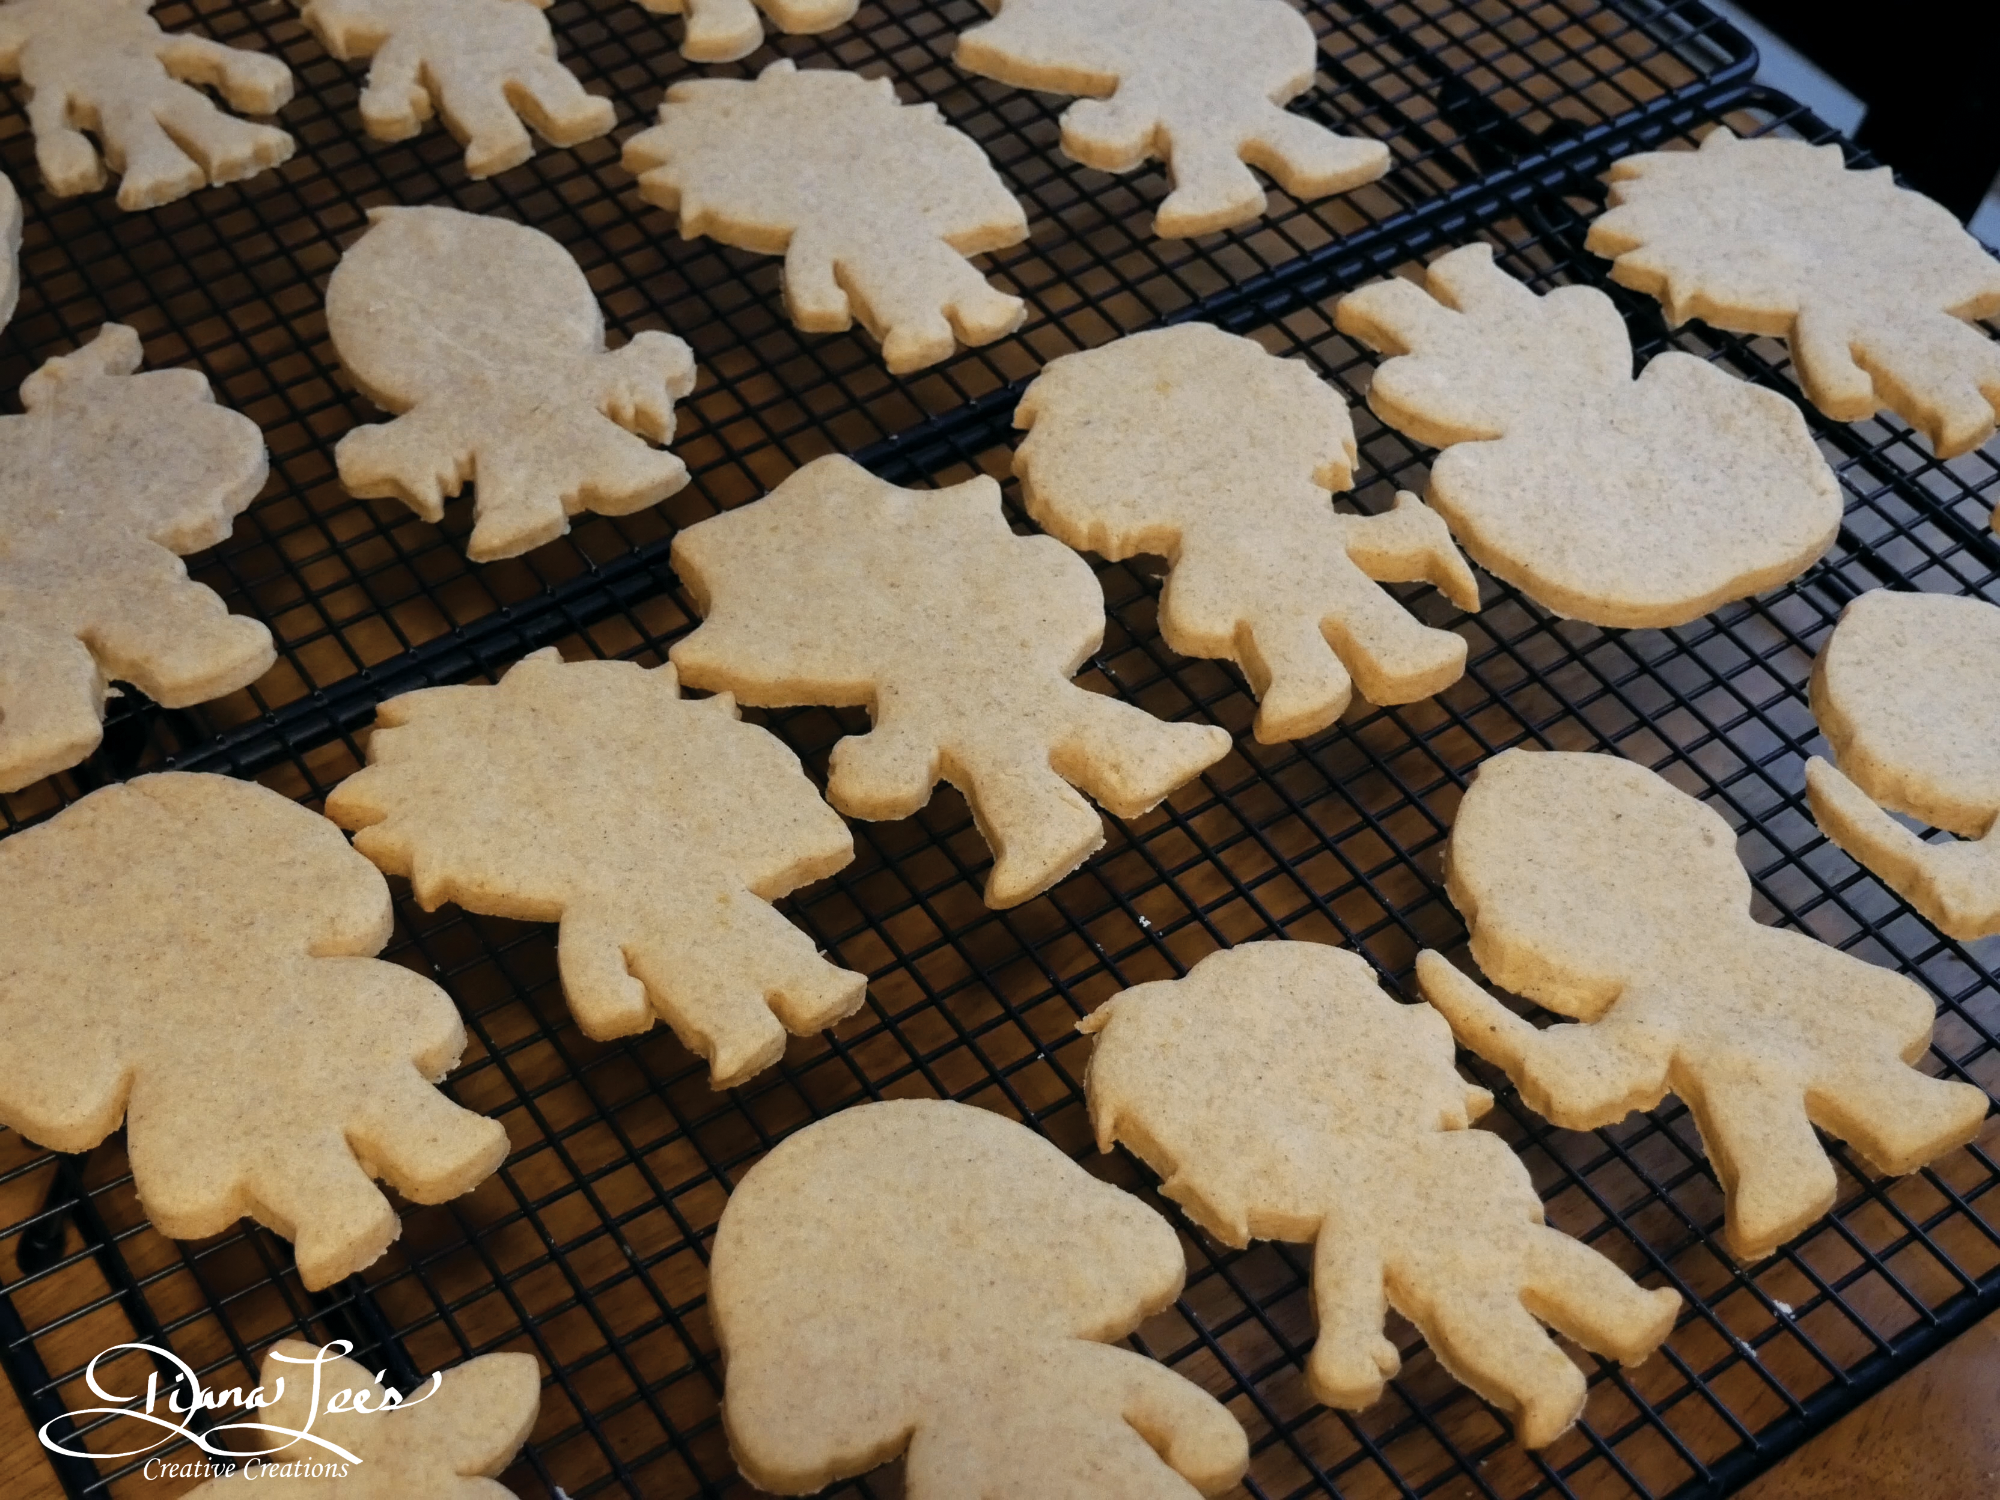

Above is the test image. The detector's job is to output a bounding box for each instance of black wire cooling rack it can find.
[5,0,1998,1492]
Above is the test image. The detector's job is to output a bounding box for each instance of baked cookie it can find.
[326,648,864,1089]
[188,1343,539,1494]
[0,0,292,210]
[1415,750,1989,1261]
[712,1098,1249,1497]
[326,205,697,562]
[1806,589,2000,942]
[1589,128,2000,463]
[670,455,1232,908]
[632,0,855,64]
[955,0,1387,238]
[0,325,275,793]
[0,170,20,330]
[1014,323,1477,743]
[1335,243,1843,628]
[0,773,509,1289]
[623,61,1029,373]
[1084,940,1680,1448]
[299,0,614,178]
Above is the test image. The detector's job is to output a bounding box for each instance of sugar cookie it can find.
[955,0,1388,238]
[1335,242,1843,628]
[0,773,509,1289]
[1084,940,1680,1448]
[712,1098,1249,1497]
[189,1343,540,1494]
[299,0,614,178]
[1806,589,2000,942]
[0,0,292,209]
[1014,323,1477,742]
[670,455,1232,908]
[631,0,856,64]
[0,170,19,330]
[623,61,1029,373]
[326,648,864,1089]
[1589,129,2000,462]
[0,325,275,793]
[1416,750,1989,1261]
[326,205,697,562]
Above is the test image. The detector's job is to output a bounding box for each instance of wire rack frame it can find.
[3,36,1997,1500]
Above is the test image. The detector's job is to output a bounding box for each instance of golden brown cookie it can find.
[712,1098,1249,1497]
[631,0,855,64]
[0,773,509,1289]
[326,648,864,1089]
[1334,242,1843,628]
[1084,940,1679,1448]
[670,454,1232,908]
[1014,323,1477,742]
[1416,749,1989,1261]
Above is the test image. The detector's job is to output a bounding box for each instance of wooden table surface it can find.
[4,1310,1997,1499]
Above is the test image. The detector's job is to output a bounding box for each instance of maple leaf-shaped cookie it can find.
[1335,243,1844,629]
[713,1099,1249,1497]
[1415,750,1990,1261]
[326,206,698,563]
[631,0,856,64]
[0,773,510,1289]
[1085,941,1681,1448]
[955,0,1387,238]
[1015,323,1478,743]
[0,325,276,793]
[622,61,1030,374]
[0,0,292,210]
[189,1343,539,1495]
[1589,129,2000,463]
[670,455,1232,908]
[1805,589,2000,942]
[299,0,614,178]
[0,170,19,331]
[326,648,865,1089]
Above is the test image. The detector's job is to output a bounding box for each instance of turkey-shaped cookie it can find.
[1014,324,1478,743]
[956,0,1387,238]
[0,325,276,793]
[1414,750,1989,1261]
[299,0,614,178]
[1805,589,2000,943]
[1335,243,1843,629]
[326,648,864,1090]
[631,0,856,64]
[326,206,697,562]
[622,61,1030,374]
[1588,129,2000,464]
[1084,941,1681,1448]
[713,1099,1249,1497]
[0,0,292,210]
[0,774,509,1289]
[670,455,1232,908]
[0,169,20,330]
[189,1343,539,1494]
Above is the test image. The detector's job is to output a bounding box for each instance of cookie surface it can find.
[1415,750,1989,1261]
[326,205,697,562]
[623,61,1029,373]
[1805,589,2000,941]
[955,0,1388,237]
[300,0,614,178]
[670,454,1232,908]
[0,169,19,330]
[1084,940,1679,1449]
[1014,323,1477,743]
[0,773,509,1289]
[1589,128,2000,464]
[0,0,292,209]
[1335,242,1843,628]
[326,647,864,1089]
[0,325,276,792]
[188,1343,540,1495]
[712,1098,1248,1497]
[631,0,856,63]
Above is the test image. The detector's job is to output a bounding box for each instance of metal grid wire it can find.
[4,2,1998,1496]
